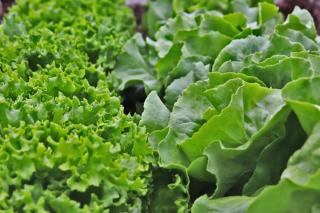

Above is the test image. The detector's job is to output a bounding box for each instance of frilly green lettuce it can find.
[0,0,156,212]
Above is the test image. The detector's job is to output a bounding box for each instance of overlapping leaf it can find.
[116,2,282,112]
[0,0,155,212]
[142,72,305,202]
[192,122,320,213]
[136,3,320,211]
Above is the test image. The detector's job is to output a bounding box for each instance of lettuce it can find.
[126,1,320,211]
[0,0,156,211]
[283,77,320,134]
[1,0,135,72]
[115,2,282,111]
[172,0,274,15]
[193,121,320,213]
[142,72,305,197]
[0,67,154,211]
[3,0,320,211]
[213,7,319,88]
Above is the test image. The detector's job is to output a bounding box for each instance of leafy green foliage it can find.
[213,7,320,88]
[145,73,305,196]
[3,0,320,211]
[115,1,283,111]
[117,0,320,211]
[172,0,274,14]
[1,0,135,72]
[192,122,320,213]
[0,70,153,211]
[282,77,320,134]
[0,0,156,212]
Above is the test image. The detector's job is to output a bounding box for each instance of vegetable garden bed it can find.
[1,0,320,212]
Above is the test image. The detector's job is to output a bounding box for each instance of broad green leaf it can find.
[191,121,320,212]
[159,74,290,198]
[277,29,319,51]
[277,7,317,40]
[243,114,306,195]
[258,2,279,25]
[143,0,173,38]
[141,91,170,132]
[200,14,241,37]
[155,13,198,57]
[247,178,320,213]
[203,87,289,196]
[181,85,249,161]
[187,156,215,182]
[156,42,183,80]
[282,122,320,186]
[148,128,169,149]
[183,31,232,59]
[282,77,320,134]
[165,56,210,86]
[159,81,212,167]
[164,71,195,109]
[241,56,313,88]
[192,195,252,213]
[115,34,161,93]
[213,36,270,72]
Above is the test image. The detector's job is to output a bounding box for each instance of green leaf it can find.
[155,13,198,57]
[164,72,195,109]
[277,7,317,40]
[213,36,270,72]
[147,170,188,213]
[48,194,81,213]
[143,0,173,38]
[181,85,249,161]
[282,122,320,187]
[243,113,306,195]
[156,42,183,80]
[241,56,313,88]
[2,14,26,38]
[200,14,241,37]
[247,178,320,213]
[115,34,161,93]
[258,2,279,25]
[141,91,170,132]
[159,81,212,167]
[184,31,231,59]
[0,1,151,211]
[192,195,252,213]
[282,77,320,134]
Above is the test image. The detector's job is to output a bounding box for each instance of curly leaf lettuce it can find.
[0,0,155,212]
